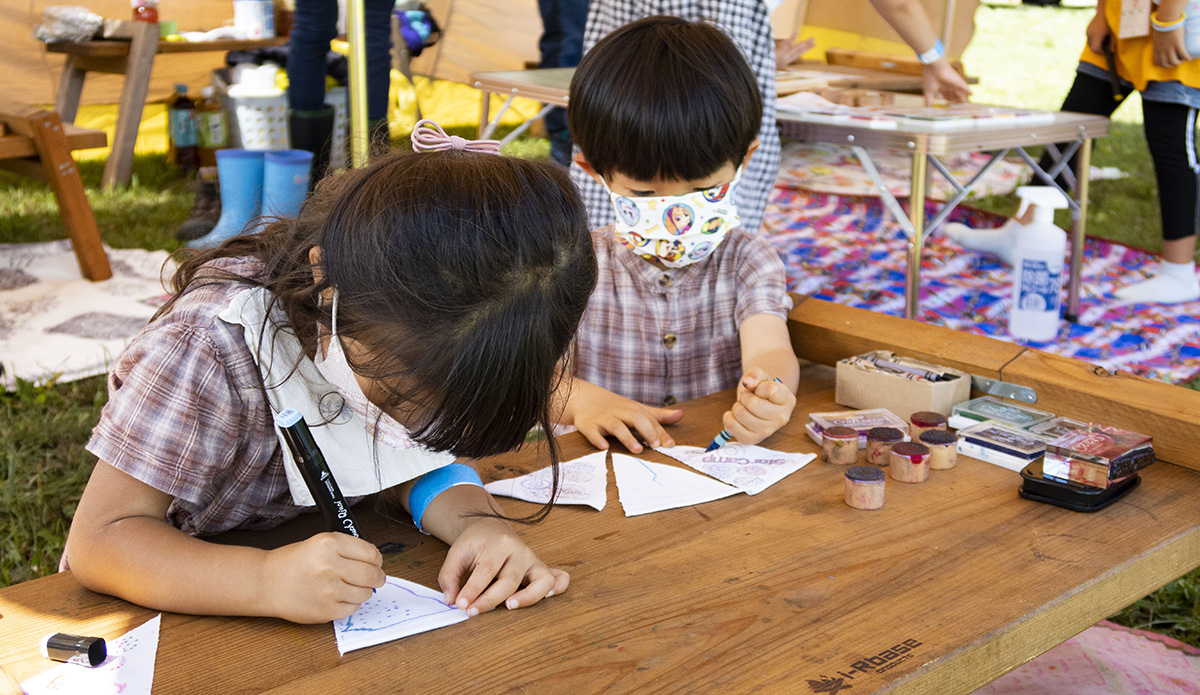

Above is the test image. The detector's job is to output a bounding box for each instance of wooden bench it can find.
[0,102,111,281]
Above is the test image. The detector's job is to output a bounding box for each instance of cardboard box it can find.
[835,351,971,421]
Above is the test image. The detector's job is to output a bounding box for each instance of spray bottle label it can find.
[1018,259,1062,312]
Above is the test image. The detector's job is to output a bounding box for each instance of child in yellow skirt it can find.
[949,0,1200,304]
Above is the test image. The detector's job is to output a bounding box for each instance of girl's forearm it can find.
[398,475,505,543]
[68,517,273,616]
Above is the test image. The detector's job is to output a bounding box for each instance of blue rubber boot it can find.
[261,150,314,219]
[187,149,265,250]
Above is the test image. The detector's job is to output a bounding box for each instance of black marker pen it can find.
[274,408,361,538]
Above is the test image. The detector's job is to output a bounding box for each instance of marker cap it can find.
[41,633,107,667]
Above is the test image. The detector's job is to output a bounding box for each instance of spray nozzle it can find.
[1015,186,1068,225]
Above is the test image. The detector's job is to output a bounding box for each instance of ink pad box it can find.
[1043,424,1155,488]
[806,408,909,449]
[948,396,1054,431]
[1029,416,1089,439]
[956,422,1051,472]
[1019,458,1140,512]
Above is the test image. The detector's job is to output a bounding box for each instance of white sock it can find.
[943,220,1018,267]
[1113,260,1200,304]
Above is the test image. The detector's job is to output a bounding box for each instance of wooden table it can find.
[45,21,287,189]
[3,297,1200,694]
[776,111,1110,322]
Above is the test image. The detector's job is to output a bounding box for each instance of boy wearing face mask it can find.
[558,15,799,455]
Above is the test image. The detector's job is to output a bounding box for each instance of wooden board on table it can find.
[788,294,1025,378]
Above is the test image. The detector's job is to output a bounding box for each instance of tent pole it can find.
[346,0,369,168]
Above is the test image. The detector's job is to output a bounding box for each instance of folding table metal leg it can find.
[905,154,929,320]
[477,91,491,139]
[480,95,518,140]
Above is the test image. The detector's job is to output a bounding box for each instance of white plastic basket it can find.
[212,70,350,160]
[229,95,290,150]
[212,68,289,151]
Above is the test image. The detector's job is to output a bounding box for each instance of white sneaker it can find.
[1113,272,1200,304]
[943,220,1018,267]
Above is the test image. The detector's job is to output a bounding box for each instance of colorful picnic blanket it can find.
[764,189,1200,385]
[973,621,1200,694]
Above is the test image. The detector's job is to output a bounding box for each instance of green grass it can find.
[1,376,107,585]
[3,3,1200,652]
[0,155,189,252]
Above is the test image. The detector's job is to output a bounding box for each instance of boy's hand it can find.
[721,367,796,446]
[567,379,682,453]
[439,518,570,616]
[261,532,386,623]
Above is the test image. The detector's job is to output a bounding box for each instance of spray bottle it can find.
[1009,186,1068,342]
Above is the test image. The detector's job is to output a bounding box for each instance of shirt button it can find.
[663,333,677,348]
[657,274,672,288]
[663,395,677,406]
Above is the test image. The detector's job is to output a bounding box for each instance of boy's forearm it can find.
[69,517,272,617]
[743,349,801,393]
[739,314,800,393]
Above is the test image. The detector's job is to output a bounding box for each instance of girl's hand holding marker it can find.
[261,533,386,623]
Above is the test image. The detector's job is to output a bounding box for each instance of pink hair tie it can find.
[410,119,501,154]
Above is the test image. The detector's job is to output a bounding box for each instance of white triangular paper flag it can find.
[333,577,468,655]
[484,451,608,511]
[655,443,816,495]
[611,453,740,516]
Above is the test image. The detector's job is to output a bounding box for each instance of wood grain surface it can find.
[3,363,1199,694]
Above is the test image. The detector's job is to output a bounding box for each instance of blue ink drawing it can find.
[340,579,461,634]
[333,576,468,655]
[638,460,666,487]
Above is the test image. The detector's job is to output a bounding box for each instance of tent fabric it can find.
[6,0,979,157]
[6,1,978,109]
[803,0,979,59]
[2,0,244,107]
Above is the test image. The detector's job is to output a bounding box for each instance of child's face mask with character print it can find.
[602,167,743,269]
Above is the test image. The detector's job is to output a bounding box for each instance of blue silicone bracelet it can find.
[408,464,484,533]
[917,38,945,65]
